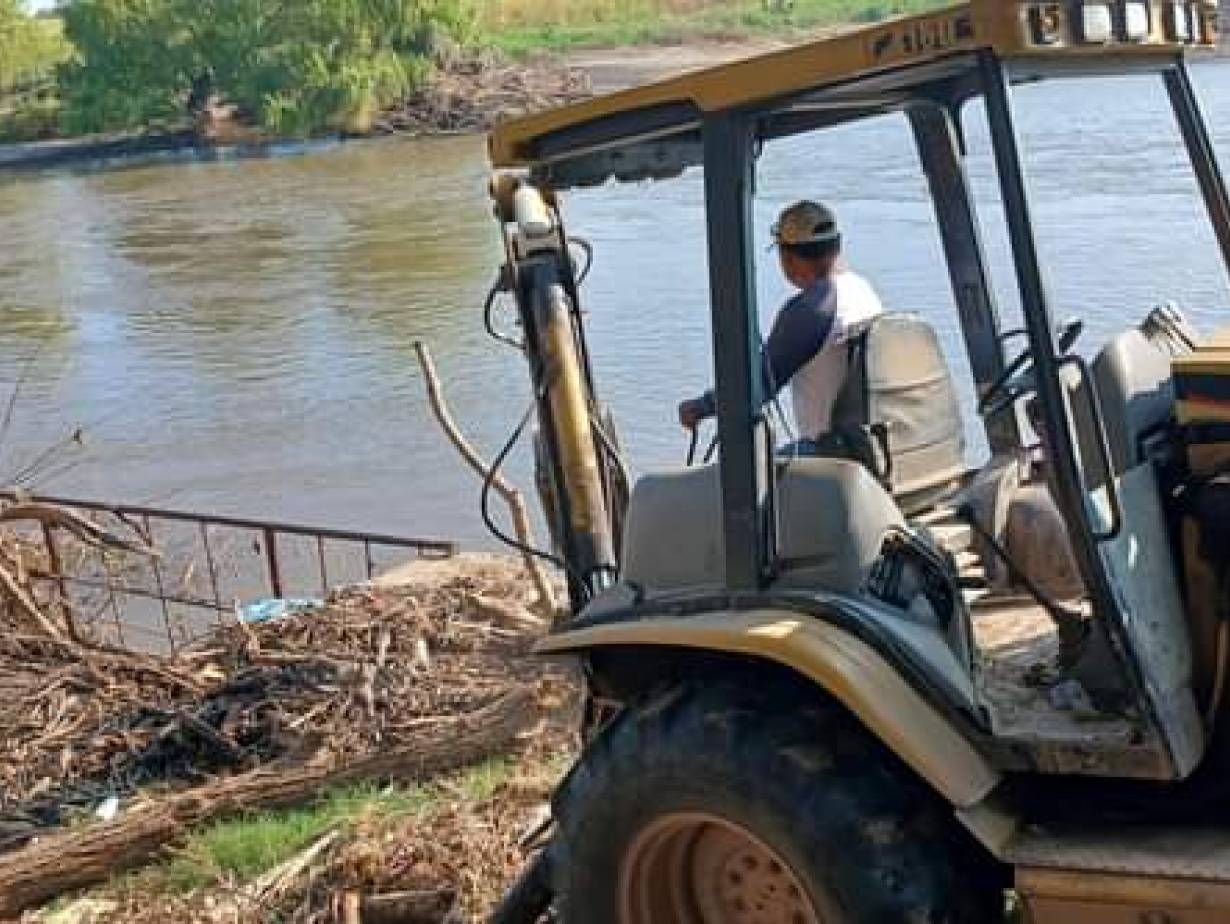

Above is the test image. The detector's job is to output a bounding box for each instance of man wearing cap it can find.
[678,200,884,451]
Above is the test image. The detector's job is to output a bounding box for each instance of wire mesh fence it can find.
[0,491,457,653]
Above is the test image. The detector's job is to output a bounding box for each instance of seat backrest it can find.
[621,458,903,595]
[1091,329,1176,475]
[832,313,966,513]
[1068,329,1176,490]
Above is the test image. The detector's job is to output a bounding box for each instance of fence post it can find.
[263,527,283,598]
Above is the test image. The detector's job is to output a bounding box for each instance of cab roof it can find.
[489,0,1216,188]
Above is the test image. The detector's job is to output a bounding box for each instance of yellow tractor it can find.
[483,2,1230,921]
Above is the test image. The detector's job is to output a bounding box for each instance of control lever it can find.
[685,424,719,466]
[1057,317,1084,353]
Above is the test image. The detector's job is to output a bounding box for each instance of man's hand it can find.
[678,397,710,430]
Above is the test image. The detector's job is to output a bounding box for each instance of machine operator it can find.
[677,200,884,453]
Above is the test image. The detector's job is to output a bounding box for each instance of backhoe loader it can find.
[482,2,1230,919]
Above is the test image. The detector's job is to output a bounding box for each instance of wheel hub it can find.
[619,812,821,924]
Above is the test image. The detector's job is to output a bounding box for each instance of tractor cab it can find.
[485,4,1230,922]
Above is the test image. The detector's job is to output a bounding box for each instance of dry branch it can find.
[0,556,64,639]
[234,828,340,911]
[0,503,157,557]
[0,688,533,918]
[413,341,556,617]
[340,888,456,924]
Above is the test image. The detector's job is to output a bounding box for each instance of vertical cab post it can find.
[1164,58,1230,286]
[978,51,1184,764]
[701,112,771,591]
[908,101,1017,454]
[979,52,1092,564]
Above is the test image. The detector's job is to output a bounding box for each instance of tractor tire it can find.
[551,678,1003,924]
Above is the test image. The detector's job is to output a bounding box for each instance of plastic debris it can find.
[237,598,324,624]
[94,796,120,822]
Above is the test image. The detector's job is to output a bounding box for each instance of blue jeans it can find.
[778,439,822,457]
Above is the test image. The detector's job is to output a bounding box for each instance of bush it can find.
[0,2,73,94]
[57,0,477,137]
[0,95,61,142]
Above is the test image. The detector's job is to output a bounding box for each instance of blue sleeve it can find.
[691,282,835,416]
[761,284,835,400]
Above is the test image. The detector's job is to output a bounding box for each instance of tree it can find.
[1,0,71,92]
[56,0,475,136]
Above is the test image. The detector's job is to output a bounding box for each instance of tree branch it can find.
[413,341,556,616]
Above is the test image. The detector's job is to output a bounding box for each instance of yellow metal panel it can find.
[534,609,1000,808]
[1019,867,1230,923]
[1174,341,1230,424]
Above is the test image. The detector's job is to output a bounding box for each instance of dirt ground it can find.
[563,37,792,93]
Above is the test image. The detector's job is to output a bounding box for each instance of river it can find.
[0,59,1227,547]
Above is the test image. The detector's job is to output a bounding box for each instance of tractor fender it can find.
[535,608,1000,810]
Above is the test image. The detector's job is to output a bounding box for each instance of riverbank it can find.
[0,0,935,149]
[0,27,826,174]
[0,51,591,173]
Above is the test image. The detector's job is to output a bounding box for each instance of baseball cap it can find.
[770,200,841,249]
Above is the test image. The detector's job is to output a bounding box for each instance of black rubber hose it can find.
[569,236,594,285]
[484,275,524,351]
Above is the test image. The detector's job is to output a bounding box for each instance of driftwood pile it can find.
[0,542,573,921]
[376,56,592,136]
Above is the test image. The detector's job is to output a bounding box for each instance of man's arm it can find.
[760,286,836,398]
[680,284,835,426]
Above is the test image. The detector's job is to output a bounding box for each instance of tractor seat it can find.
[830,313,967,515]
[620,458,904,597]
[1069,326,1181,491]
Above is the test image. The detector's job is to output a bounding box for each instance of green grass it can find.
[120,758,519,897]
[482,0,948,55]
[450,755,515,801]
[128,782,431,895]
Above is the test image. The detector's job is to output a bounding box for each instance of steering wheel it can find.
[977,318,1084,419]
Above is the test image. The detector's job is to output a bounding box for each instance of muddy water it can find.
[0,60,1227,547]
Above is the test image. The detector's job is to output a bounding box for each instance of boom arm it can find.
[492,177,619,611]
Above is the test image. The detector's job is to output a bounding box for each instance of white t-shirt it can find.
[789,270,884,437]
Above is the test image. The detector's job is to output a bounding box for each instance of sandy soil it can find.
[563,37,794,93]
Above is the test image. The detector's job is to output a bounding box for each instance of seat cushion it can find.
[773,458,905,592]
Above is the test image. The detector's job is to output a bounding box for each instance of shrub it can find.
[56,0,477,136]
[0,2,73,93]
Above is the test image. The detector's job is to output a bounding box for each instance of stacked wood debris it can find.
[0,538,574,922]
[375,55,592,136]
